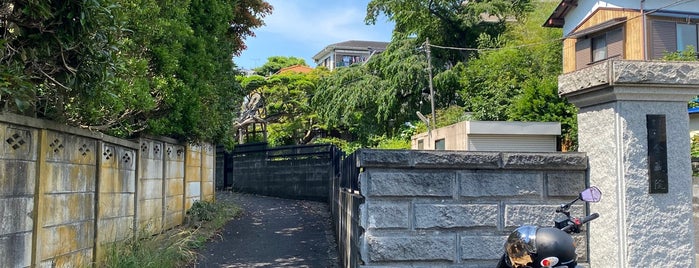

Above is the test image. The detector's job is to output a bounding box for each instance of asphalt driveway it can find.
[193,192,339,268]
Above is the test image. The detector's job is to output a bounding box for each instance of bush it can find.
[691,135,699,158]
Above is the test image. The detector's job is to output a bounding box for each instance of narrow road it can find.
[194,192,339,268]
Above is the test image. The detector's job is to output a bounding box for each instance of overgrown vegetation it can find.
[1,0,272,144]
[99,200,241,268]
[307,1,576,150]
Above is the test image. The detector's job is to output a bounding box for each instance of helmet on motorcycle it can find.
[504,226,577,268]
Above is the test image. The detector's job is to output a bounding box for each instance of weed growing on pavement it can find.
[99,200,241,268]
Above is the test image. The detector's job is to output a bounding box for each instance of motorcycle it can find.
[496,186,602,268]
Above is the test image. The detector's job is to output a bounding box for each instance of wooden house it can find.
[544,0,699,73]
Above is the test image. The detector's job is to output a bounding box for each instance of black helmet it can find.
[504,226,577,267]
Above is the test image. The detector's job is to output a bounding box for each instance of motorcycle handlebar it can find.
[560,213,600,232]
[580,213,600,224]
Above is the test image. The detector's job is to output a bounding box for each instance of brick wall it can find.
[349,149,589,267]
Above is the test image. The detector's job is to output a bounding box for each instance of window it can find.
[592,35,608,62]
[574,27,623,69]
[677,23,698,52]
[417,139,424,150]
[338,55,362,67]
[435,139,445,150]
[650,20,699,59]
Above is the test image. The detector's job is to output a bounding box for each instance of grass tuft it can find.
[99,199,242,268]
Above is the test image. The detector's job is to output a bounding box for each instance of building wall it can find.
[563,8,644,73]
[0,113,214,267]
[562,0,699,36]
[411,121,560,152]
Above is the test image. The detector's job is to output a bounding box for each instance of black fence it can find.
[331,150,363,267]
[220,143,343,202]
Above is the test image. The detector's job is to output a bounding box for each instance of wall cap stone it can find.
[356,149,587,171]
[559,60,699,107]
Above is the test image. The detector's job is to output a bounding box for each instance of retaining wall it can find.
[0,113,214,267]
[336,149,589,268]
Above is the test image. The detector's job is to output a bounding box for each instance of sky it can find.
[233,0,395,70]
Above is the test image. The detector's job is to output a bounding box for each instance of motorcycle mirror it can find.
[580,186,602,202]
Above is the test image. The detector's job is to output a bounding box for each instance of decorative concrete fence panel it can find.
[202,144,215,202]
[95,141,137,260]
[346,150,588,268]
[163,142,186,229]
[137,139,165,234]
[35,130,97,267]
[0,122,37,267]
[185,145,203,209]
[0,113,215,267]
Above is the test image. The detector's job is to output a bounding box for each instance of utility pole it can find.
[425,38,436,132]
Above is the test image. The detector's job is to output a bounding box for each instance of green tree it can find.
[366,0,531,65]
[253,56,307,76]
[264,70,326,146]
[312,0,533,147]
[0,0,272,144]
[236,67,329,146]
[456,1,577,149]
[313,38,433,145]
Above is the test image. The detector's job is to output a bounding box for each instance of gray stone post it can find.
[559,60,699,267]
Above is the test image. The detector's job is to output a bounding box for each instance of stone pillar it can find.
[559,60,699,267]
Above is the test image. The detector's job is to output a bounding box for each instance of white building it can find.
[411,121,562,152]
[312,40,389,71]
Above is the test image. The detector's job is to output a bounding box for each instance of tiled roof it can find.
[275,65,313,75]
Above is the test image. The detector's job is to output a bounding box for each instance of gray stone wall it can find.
[353,150,588,268]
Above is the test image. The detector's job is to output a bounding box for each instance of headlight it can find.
[505,225,538,267]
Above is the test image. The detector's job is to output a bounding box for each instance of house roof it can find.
[275,64,313,75]
[565,17,626,38]
[543,0,578,28]
[312,40,390,61]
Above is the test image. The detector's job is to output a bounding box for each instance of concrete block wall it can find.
[185,145,203,209]
[201,144,215,202]
[0,114,215,267]
[35,130,98,267]
[163,143,186,230]
[228,144,336,202]
[137,139,165,234]
[95,141,136,261]
[0,123,37,267]
[354,150,588,268]
[137,138,212,233]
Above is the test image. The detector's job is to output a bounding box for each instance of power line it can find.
[427,0,698,53]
